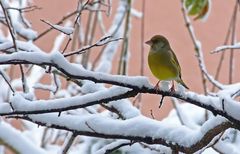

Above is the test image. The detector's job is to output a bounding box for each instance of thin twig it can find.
[229,0,239,84]
[140,142,162,153]
[211,1,237,92]
[91,45,106,70]
[101,103,125,119]
[62,133,77,154]
[171,98,184,125]
[62,37,72,54]
[0,70,15,93]
[34,11,78,41]
[81,5,94,68]
[150,109,155,119]
[85,121,97,133]
[159,95,165,108]
[64,36,123,57]
[0,2,18,52]
[7,5,41,13]
[105,142,133,154]
[40,128,49,148]
[40,19,73,35]
[19,64,26,93]
[140,0,145,76]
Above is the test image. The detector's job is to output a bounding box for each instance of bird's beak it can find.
[145,40,152,46]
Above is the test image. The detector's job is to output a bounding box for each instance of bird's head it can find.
[145,35,170,51]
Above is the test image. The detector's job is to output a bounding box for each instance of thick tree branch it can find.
[9,115,232,153]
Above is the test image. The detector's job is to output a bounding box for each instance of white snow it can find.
[9,86,132,112]
[25,113,228,148]
[52,24,74,35]
[213,42,240,53]
[0,120,47,154]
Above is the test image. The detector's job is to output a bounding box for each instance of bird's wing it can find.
[169,49,182,78]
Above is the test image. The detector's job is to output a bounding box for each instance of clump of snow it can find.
[52,24,74,35]
[13,23,38,40]
[160,81,170,91]
[108,99,140,119]
[80,81,105,94]
[0,121,47,154]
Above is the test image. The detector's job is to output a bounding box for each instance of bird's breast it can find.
[148,50,178,80]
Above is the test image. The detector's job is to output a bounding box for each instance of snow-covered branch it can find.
[0,51,240,128]
[10,114,231,153]
[212,43,240,53]
[0,120,47,154]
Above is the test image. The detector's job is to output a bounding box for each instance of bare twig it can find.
[64,36,123,57]
[139,142,162,153]
[62,37,72,54]
[150,109,155,119]
[0,70,15,93]
[73,0,90,27]
[229,0,239,84]
[171,98,184,125]
[40,19,73,35]
[34,11,78,41]
[81,6,95,68]
[140,0,145,76]
[104,142,133,154]
[211,1,237,92]
[19,64,27,93]
[0,2,18,52]
[85,121,97,133]
[7,5,41,13]
[40,128,49,148]
[62,133,77,154]
[159,95,165,108]
[91,45,106,70]
[101,103,125,119]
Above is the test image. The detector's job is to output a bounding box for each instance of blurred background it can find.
[27,0,240,119]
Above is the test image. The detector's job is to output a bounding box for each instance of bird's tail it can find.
[177,78,189,89]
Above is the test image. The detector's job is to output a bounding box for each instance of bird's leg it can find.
[154,80,160,92]
[170,80,175,92]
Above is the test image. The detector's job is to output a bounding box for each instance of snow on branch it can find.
[180,0,224,91]
[6,86,135,115]
[0,51,151,89]
[40,19,74,35]
[0,51,240,128]
[212,43,240,53]
[10,114,231,153]
[0,120,47,154]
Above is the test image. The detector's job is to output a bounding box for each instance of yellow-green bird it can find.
[146,35,189,91]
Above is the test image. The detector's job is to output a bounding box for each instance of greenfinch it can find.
[146,35,189,91]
